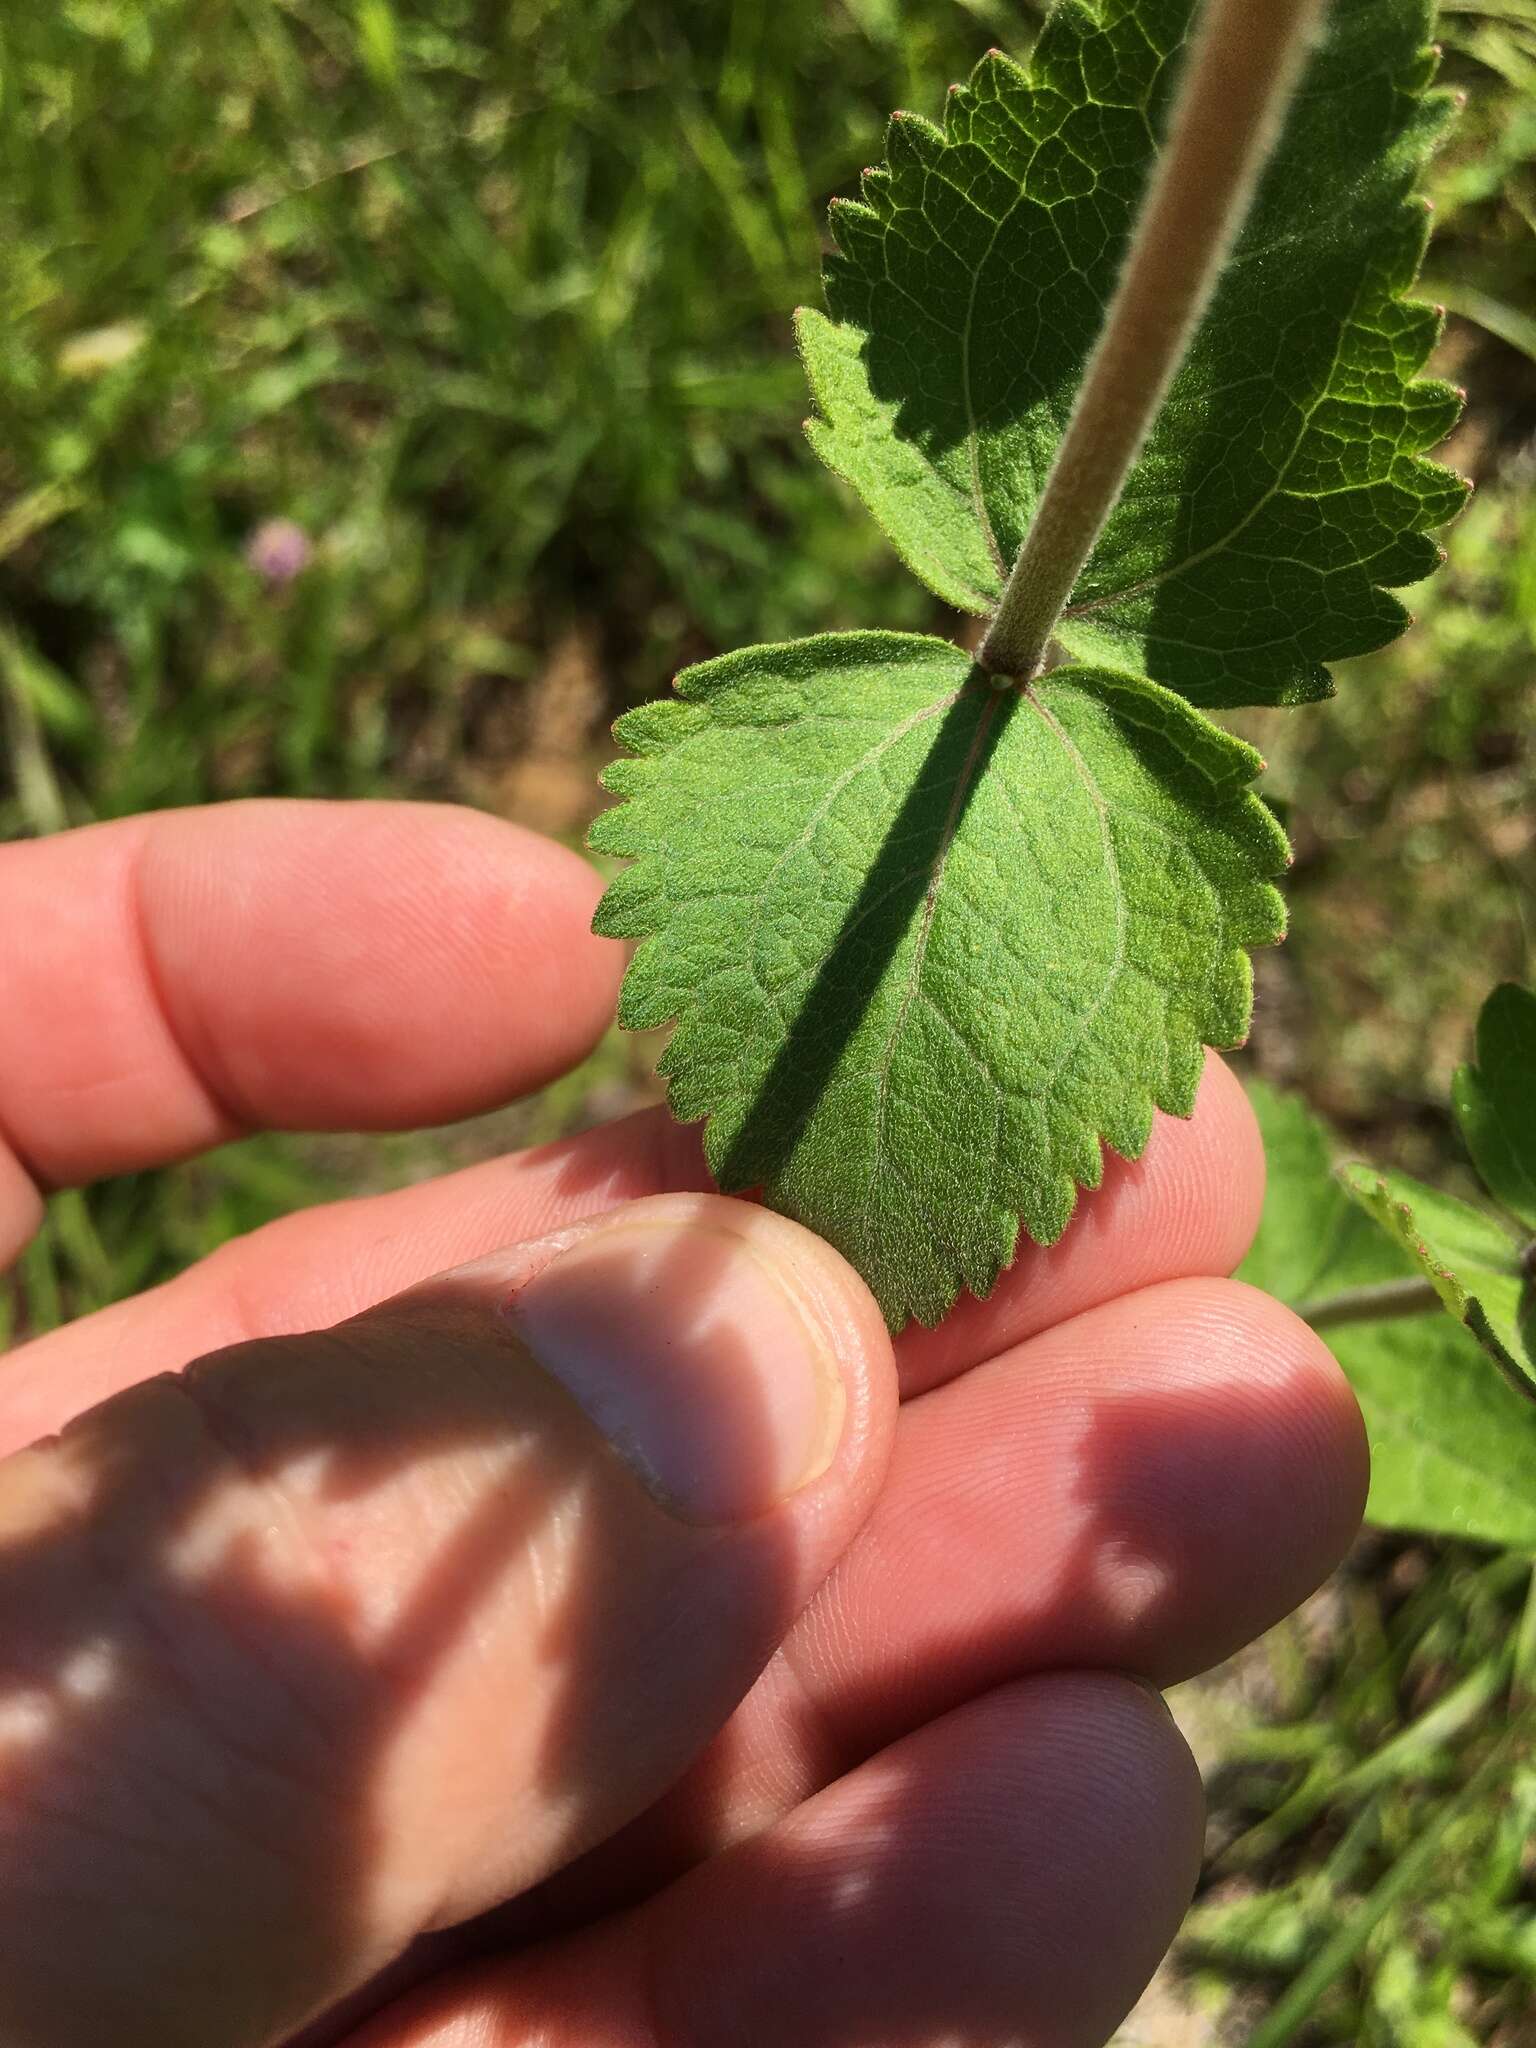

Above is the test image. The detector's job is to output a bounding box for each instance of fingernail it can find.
[504,1207,847,1525]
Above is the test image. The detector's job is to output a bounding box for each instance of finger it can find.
[347,1676,1202,2048]
[0,1106,708,1458]
[788,1278,1367,1755]
[495,1277,1362,1931]
[2,1054,1257,1453]
[0,1195,895,2048]
[0,799,620,1212]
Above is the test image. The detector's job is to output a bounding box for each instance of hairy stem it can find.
[977,0,1326,681]
[1298,1274,1443,1333]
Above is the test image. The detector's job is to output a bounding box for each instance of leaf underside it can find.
[1241,1084,1536,1546]
[798,0,1466,708]
[592,0,1465,1328]
[1341,1165,1536,1400]
[594,633,1284,1326]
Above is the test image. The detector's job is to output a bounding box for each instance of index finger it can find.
[0,1052,1263,1455]
[0,800,622,1258]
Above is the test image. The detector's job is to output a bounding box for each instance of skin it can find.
[0,799,1368,2048]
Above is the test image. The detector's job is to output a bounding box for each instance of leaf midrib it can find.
[868,687,1003,1223]
[744,687,961,1027]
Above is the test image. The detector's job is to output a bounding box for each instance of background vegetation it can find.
[2,1,1534,2039]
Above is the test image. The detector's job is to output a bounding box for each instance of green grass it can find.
[0,0,1034,832]
[4,3,1536,2041]
[1172,1540,1536,2045]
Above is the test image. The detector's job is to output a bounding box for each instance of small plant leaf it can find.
[1238,1081,1403,1310]
[1452,981,1536,1235]
[798,0,1465,708]
[1341,1164,1536,1397]
[1242,1084,1536,1545]
[1331,1315,1536,1546]
[593,632,1286,1326]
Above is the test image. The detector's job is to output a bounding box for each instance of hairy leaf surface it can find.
[594,632,1285,1325]
[1241,1084,1536,1545]
[798,0,1465,706]
[1342,1165,1536,1398]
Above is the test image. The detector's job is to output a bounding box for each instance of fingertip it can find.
[836,1273,1371,1731]
[497,1192,898,1532]
[1181,1051,1268,1266]
[1218,1277,1371,1556]
[418,803,627,1098]
[1062,1275,1369,1674]
[651,1673,1204,2048]
[145,799,626,1127]
[356,1674,1207,2048]
[990,1670,1206,1927]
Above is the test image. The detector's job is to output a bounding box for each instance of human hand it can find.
[0,800,1366,2048]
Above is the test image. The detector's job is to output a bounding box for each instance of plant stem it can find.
[976,0,1326,681]
[1298,1275,1443,1333]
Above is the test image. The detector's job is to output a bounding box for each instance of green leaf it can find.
[1453,982,1536,1234]
[593,632,1286,1326]
[798,0,1466,708]
[1238,1080,1405,1310]
[1335,1315,1536,1547]
[1341,1164,1536,1397]
[1240,1083,1536,1546]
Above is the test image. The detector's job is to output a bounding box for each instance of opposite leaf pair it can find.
[592,0,1467,1328]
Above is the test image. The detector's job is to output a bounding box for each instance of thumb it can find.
[0,1193,895,2048]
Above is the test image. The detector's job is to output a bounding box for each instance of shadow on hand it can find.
[0,1218,800,2048]
[431,1347,1332,2016]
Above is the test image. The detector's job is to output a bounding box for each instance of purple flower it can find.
[245,517,313,587]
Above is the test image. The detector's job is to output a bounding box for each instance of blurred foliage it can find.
[1430,0,1536,369]
[0,0,1035,829]
[1235,479,1535,1159]
[3,5,1536,2042]
[1176,1541,1536,2048]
